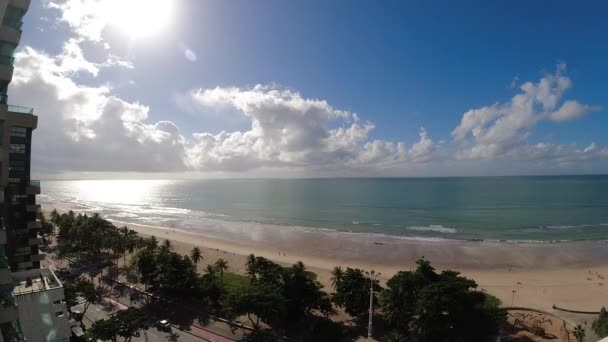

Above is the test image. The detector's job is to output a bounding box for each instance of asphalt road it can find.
[74,301,211,342]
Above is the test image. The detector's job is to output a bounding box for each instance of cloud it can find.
[549,100,600,122]
[15,2,608,176]
[44,0,110,42]
[452,64,602,161]
[13,44,606,176]
[183,86,437,171]
[11,46,186,174]
[12,43,437,174]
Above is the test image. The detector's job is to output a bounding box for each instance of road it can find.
[75,300,215,342]
[45,252,240,341]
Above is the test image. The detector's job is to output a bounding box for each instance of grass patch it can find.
[221,272,250,291]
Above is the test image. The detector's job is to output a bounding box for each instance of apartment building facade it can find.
[0,0,70,340]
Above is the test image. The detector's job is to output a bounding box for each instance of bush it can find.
[593,307,608,338]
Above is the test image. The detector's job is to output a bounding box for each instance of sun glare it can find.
[107,0,174,38]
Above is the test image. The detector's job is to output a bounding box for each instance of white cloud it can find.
[16,2,608,176]
[549,100,599,122]
[45,0,109,42]
[183,86,437,171]
[12,44,437,175]
[452,64,602,161]
[11,47,186,174]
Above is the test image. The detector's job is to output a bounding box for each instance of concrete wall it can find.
[0,0,8,22]
[12,269,70,342]
[14,286,70,342]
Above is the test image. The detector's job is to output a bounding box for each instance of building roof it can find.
[12,268,62,296]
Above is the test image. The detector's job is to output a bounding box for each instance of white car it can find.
[157,319,171,331]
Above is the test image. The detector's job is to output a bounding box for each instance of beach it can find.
[97,217,608,313]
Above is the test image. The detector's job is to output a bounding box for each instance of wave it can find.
[544,223,608,230]
[407,225,457,234]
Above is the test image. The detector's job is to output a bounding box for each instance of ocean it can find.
[39,176,608,242]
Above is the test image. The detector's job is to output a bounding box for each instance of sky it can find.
[13,0,608,179]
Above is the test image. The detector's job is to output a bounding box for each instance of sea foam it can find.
[407,225,457,234]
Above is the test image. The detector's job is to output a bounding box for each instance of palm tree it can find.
[573,324,585,342]
[246,254,258,282]
[190,247,202,266]
[161,239,172,251]
[203,264,217,282]
[214,258,229,286]
[330,266,344,289]
[148,236,158,251]
[50,209,60,224]
[293,261,305,274]
[124,229,137,265]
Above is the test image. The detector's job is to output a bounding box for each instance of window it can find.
[8,178,20,184]
[55,311,64,317]
[9,127,26,138]
[9,144,25,154]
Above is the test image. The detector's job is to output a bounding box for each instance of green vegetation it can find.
[593,307,608,338]
[221,271,249,291]
[87,307,148,342]
[52,210,507,341]
[379,258,506,341]
[190,246,202,265]
[573,324,585,342]
[63,279,103,329]
[331,267,380,319]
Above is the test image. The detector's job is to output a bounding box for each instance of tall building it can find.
[0,0,70,341]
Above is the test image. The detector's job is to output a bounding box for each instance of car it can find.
[156,319,171,331]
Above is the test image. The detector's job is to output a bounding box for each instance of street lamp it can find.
[511,290,517,306]
[365,269,380,341]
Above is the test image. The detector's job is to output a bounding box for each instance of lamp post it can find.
[511,290,517,306]
[366,269,380,341]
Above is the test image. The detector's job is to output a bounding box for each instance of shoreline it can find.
[44,206,608,312]
[41,199,608,245]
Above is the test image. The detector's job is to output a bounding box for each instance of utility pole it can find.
[367,269,380,341]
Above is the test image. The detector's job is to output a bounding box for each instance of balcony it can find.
[28,236,43,246]
[8,0,31,11]
[7,105,32,114]
[26,220,41,230]
[25,204,40,213]
[2,18,23,31]
[0,56,14,65]
[29,253,45,262]
[26,180,40,195]
[15,261,31,270]
[0,265,10,285]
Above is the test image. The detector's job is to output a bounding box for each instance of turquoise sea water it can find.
[39,176,608,241]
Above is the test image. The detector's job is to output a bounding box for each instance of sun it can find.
[107,0,174,38]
